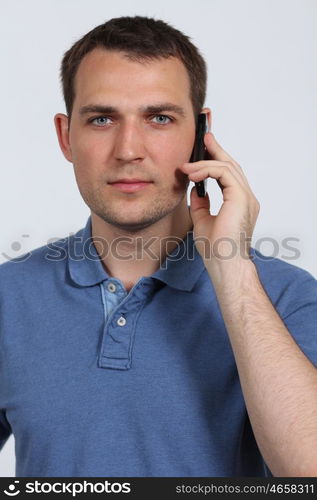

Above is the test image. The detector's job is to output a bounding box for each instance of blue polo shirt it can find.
[0,215,317,477]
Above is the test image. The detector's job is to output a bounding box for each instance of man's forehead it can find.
[77,47,187,73]
[74,48,191,101]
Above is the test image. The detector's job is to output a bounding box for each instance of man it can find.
[0,16,316,477]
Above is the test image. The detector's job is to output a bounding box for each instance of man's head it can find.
[54,17,210,232]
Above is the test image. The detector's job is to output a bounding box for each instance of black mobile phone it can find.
[190,113,208,197]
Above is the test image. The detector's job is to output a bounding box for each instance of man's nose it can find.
[113,120,146,163]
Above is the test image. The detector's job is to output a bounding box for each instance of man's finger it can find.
[181,161,245,189]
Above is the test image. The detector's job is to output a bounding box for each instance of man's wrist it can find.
[206,255,258,293]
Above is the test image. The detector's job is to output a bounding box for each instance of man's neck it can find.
[91,200,193,292]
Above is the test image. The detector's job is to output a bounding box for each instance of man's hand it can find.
[180,132,260,271]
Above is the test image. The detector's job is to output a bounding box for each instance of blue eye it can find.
[151,115,172,125]
[90,116,111,126]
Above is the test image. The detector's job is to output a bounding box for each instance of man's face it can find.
[56,49,198,231]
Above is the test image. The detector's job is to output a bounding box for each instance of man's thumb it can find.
[189,185,210,225]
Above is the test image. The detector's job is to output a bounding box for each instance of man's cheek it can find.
[71,146,99,170]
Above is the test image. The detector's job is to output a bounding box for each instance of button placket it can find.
[99,278,153,370]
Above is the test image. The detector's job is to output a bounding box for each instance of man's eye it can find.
[89,116,112,126]
[151,115,173,125]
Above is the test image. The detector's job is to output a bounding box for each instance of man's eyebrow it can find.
[140,103,186,117]
[79,105,117,116]
[79,103,187,117]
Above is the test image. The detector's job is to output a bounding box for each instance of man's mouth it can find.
[109,178,153,193]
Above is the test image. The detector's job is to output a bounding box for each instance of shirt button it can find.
[117,316,126,327]
[107,282,117,293]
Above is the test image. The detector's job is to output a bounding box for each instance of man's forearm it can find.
[208,258,317,477]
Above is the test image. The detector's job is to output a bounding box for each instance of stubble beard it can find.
[83,183,189,234]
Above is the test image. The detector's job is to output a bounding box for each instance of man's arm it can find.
[180,131,317,476]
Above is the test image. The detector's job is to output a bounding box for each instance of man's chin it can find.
[94,211,165,233]
[106,218,156,233]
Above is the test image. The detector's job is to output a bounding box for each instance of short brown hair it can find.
[60,16,207,121]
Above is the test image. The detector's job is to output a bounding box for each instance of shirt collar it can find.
[68,216,206,292]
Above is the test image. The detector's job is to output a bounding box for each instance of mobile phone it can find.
[190,113,208,197]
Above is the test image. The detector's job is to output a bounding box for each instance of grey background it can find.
[0,0,316,476]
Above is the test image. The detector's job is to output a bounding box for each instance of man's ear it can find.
[54,113,73,163]
[200,107,212,132]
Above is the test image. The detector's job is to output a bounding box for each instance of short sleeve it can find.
[252,247,317,367]
[276,270,317,367]
[283,274,317,366]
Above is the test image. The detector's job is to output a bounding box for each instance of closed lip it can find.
[109,178,152,184]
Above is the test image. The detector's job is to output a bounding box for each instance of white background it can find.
[0,0,316,476]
